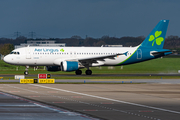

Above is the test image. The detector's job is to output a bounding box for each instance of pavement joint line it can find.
[31,84,180,115]
[2,84,158,120]
[0,90,98,120]
[0,105,38,107]
[90,79,131,81]
[0,91,66,113]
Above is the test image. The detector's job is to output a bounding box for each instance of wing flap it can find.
[78,53,123,66]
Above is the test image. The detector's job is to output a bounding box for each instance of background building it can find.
[15,40,66,49]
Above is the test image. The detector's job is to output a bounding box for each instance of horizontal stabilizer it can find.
[150,51,172,57]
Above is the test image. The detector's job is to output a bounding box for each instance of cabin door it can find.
[26,48,31,59]
[137,49,142,59]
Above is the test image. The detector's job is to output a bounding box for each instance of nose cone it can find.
[3,55,11,64]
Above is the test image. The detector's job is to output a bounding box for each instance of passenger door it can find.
[137,49,142,59]
[26,48,31,59]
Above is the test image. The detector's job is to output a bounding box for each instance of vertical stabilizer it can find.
[141,20,169,49]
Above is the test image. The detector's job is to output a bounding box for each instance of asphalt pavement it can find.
[0,83,180,120]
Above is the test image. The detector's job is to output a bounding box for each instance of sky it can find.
[0,0,180,39]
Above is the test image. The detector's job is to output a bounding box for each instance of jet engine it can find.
[61,61,79,72]
[46,66,61,72]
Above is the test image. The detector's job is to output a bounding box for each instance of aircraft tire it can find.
[75,70,82,75]
[85,70,92,75]
[24,71,28,75]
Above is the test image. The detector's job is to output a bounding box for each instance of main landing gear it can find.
[75,69,92,75]
[75,69,82,75]
[85,70,92,75]
[24,66,29,75]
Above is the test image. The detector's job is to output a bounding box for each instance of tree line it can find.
[0,35,180,55]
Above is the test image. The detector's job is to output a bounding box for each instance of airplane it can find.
[3,20,172,75]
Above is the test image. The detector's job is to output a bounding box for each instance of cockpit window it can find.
[10,51,20,55]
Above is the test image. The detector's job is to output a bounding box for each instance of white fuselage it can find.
[4,46,138,66]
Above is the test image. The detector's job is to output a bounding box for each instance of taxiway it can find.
[0,83,180,120]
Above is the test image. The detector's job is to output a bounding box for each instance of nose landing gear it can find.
[24,71,29,75]
[24,66,29,75]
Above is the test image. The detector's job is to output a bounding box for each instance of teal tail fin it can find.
[141,20,169,49]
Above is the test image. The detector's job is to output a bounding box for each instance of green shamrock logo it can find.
[60,49,64,52]
[148,31,164,46]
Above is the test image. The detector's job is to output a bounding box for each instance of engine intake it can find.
[61,61,79,72]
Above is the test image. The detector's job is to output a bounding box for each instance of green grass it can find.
[1,76,180,80]
[0,58,180,75]
[0,82,144,84]
[0,82,20,84]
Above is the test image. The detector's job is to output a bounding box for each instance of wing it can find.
[78,53,124,67]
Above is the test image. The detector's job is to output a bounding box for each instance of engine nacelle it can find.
[46,66,61,72]
[61,61,79,72]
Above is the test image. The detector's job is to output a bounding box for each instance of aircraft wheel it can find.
[24,71,28,75]
[75,70,82,75]
[85,70,92,75]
